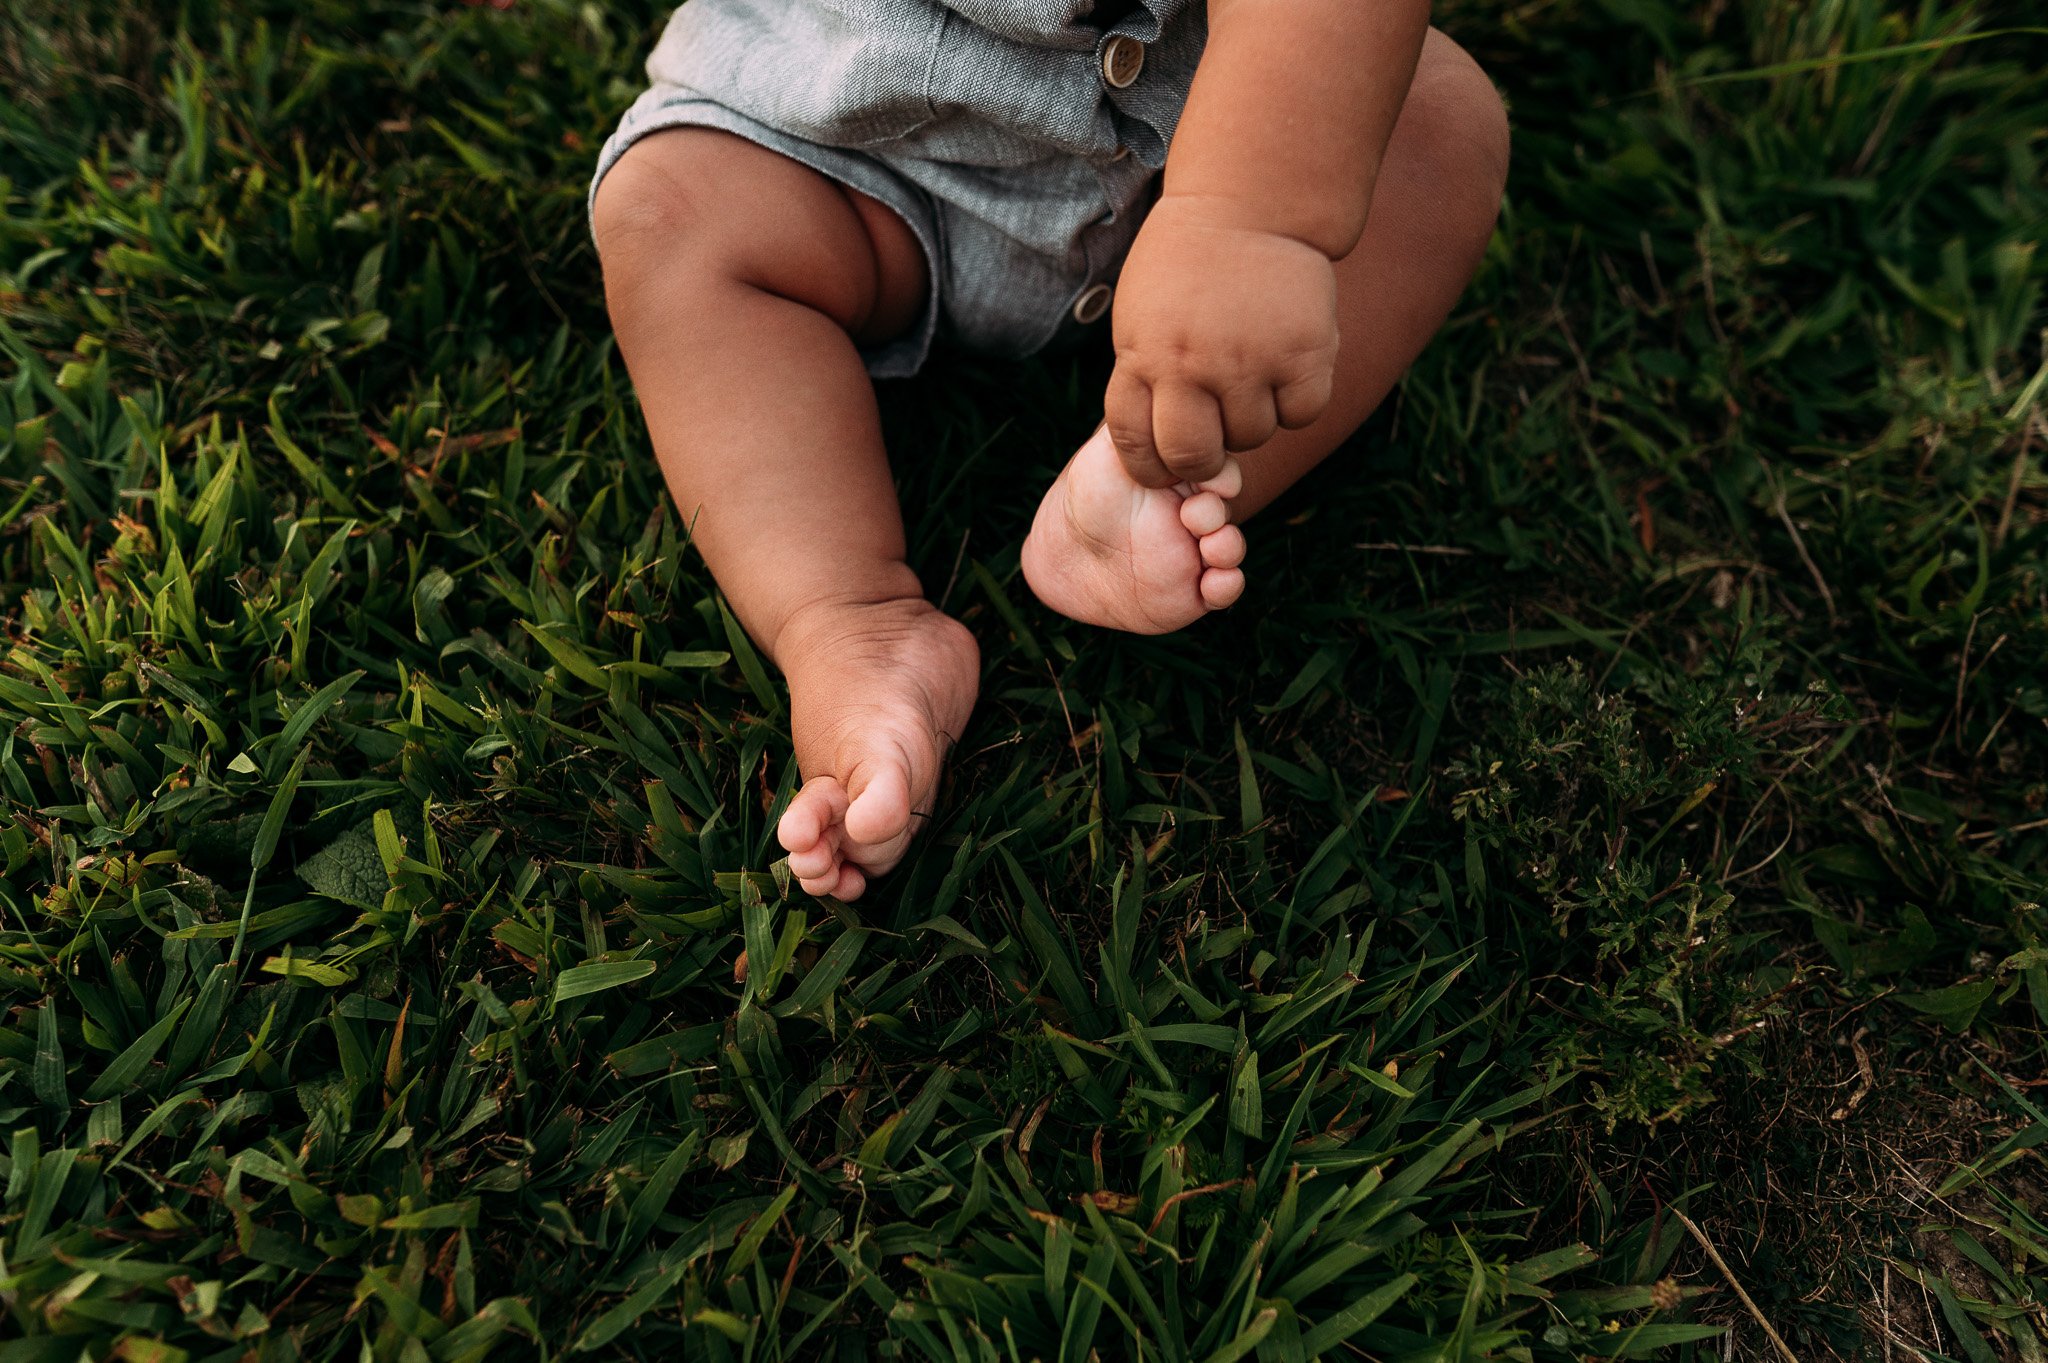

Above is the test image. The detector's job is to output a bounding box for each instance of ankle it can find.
[767,572,929,666]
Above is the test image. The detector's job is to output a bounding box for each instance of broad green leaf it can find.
[82,1000,190,1102]
[554,959,657,1004]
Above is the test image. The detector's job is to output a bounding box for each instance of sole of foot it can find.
[1020,425,1247,635]
[774,596,980,901]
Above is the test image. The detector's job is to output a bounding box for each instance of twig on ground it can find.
[1991,407,2042,549]
[1763,462,1837,625]
[1144,1177,1252,1240]
[1829,1026,1875,1120]
[1673,1209,1804,1363]
[1963,814,2048,841]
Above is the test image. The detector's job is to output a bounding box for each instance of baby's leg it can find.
[1024,30,1512,633]
[594,129,977,901]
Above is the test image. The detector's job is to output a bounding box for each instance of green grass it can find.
[0,0,2044,1358]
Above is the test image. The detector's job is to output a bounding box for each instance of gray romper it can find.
[589,0,1207,377]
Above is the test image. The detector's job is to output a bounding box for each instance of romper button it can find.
[1101,34,1145,89]
[1073,283,1114,324]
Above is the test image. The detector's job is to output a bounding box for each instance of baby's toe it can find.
[787,833,841,882]
[779,776,848,854]
[844,762,913,848]
[1197,458,1244,500]
[1180,491,1230,537]
[1199,524,1246,570]
[801,861,865,901]
[829,863,868,901]
[1200,567,1246,610]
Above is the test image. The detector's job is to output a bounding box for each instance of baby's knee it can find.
[591,130,888,333]
[591,136,804,330]
[1403,31,1512,207]
[591,143,719,281]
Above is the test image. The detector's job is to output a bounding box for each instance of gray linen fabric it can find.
[589,0,1205,377]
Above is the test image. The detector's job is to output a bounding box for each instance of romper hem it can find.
[588,0,1202,378]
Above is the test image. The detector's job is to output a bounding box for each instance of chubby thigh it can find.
[591,126,929,350]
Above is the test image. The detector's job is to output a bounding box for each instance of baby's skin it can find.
[595,4,1510,900]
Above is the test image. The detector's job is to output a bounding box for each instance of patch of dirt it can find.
[1533,965,2040,1361]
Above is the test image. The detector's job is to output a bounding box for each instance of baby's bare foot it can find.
[774,597,979,901]
[1021,425,1247,634]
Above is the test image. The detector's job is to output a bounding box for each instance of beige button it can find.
[1073,283,1114,324]
[1101,34,1145,89]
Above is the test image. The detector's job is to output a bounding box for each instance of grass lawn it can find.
[2,0,2045,1358]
